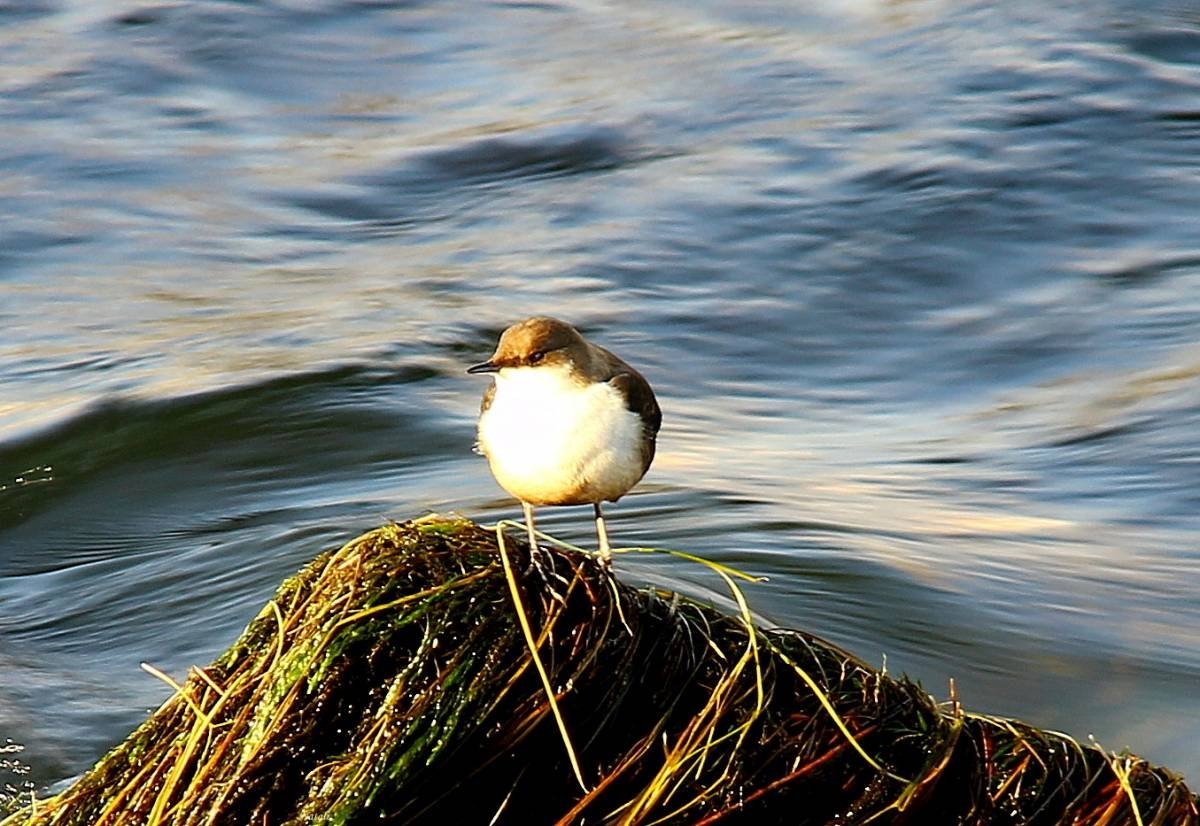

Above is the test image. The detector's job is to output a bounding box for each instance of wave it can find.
[0,363,452,534]
[279,123,642,230]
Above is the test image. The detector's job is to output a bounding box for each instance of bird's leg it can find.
[522,501,538,551]
[594,502,612,564]
[521,501,568,603]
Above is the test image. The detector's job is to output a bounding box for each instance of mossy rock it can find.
[5,518,1196,825]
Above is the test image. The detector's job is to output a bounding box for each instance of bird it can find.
[468,316,661,563]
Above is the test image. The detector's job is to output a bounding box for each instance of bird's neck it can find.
[495,363,591,397]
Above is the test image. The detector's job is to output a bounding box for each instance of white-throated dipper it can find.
[468,317,661,562]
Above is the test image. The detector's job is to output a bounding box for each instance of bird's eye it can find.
[528,350,545,364]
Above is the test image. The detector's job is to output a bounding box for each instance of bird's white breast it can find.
[477,364,646,506]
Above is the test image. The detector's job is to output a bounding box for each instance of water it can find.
[2,0,1199,797]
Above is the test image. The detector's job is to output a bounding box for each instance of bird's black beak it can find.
[466,360,500,374]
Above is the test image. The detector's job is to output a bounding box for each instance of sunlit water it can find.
[2,0,1199,800]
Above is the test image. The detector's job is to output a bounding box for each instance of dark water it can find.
[3,0,1200,801]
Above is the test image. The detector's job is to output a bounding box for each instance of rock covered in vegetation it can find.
[5,518,1196,825]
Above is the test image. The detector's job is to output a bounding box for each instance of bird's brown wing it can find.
[473,383,497,457]
[610,371,661,472]
[479,381,496,415]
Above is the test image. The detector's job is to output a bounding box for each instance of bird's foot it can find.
[525,544,570,605]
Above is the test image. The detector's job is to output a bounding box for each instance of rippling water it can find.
[3,0,1200,798]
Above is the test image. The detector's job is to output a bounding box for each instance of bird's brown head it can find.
[467,317,588,374]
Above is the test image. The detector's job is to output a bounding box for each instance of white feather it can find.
[477,363,646,505]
